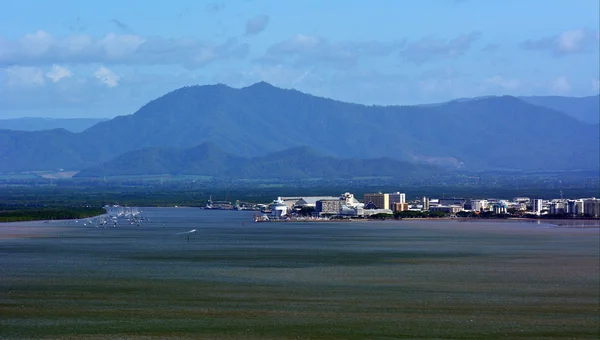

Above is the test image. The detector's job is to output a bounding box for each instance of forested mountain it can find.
[1,82,598,173]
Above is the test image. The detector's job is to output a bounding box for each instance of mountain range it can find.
[0,117,108,133]
[0,82,598,175]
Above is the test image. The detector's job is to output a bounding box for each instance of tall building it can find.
[583,198,599,217]
[422,196,430,211]
[532,199,543,215]
[388,192,406,210]
[364,193,389,210]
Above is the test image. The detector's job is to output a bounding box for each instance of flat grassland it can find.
[1,209,598,339]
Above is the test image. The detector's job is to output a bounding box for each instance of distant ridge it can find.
[0,117,108,133]
[0,82,598,173]
[421,94,600,124]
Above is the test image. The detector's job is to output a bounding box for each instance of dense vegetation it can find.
[75,144,438,179]
[0,207,107,222]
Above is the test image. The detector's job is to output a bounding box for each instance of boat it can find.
[204,196,233,210]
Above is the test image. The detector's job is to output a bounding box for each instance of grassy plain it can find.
[1,210,598,339]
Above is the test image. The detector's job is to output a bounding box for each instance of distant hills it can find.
[0,117,108,133]
[74,143,438,179]
[0,82,598,174]
[442,94,599,124]
[519,95,599,124]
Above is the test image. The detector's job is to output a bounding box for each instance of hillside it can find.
[0,82,598,173]
[519,95,599,124]
[74,144,438,179]
[0,117,108,133]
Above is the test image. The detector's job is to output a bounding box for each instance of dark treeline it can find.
[0,207,107,222]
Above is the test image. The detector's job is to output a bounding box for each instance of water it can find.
[1,207,599,338]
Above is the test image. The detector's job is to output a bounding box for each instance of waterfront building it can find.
[429,205,463,215]
[316,199,343,216]
[492,202,507,214]
[364,193,390,210]
[393,202,409,212]
[439,198,466,208]
[583,198,599,217]
[532,199,543,215]
[422,197,430,211]
[388,192,406,210]
[471,200,489,212]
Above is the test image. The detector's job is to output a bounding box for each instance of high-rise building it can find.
[364,193,389,210]
[388,192,406,210]
[583,198,599,217]
[532,199,543,215]
[422,196,430,211]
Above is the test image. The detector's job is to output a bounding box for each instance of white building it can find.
[532,199,543,215]
[471,199,488,212]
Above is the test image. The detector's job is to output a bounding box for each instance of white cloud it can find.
[549,76,570,94]
[94,67,119,87]
[46,65,72,83]
[520,28,599,55]
[4,66,45,87]
[592,79,600,93]
[0,31,248,69]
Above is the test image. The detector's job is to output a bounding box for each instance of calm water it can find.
[1,208,599,338]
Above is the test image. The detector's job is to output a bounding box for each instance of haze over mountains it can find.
[0,117,108,133]
[0,82,598,176]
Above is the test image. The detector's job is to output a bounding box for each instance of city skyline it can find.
[0,0,599,119]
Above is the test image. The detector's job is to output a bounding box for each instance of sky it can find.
[0,0,598,118]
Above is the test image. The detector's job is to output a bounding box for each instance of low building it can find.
[471,199,488,212]
[429,205,463,214]
[393,202,409,212]
[316,198,343,216]
[439,198,466,207]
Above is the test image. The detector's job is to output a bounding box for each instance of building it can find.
[471,200,488,212]
[549,202,565,215]
[388,192,406,210]
[492,202,507,214]
[429,205,463,215]
[583,198,599,217]
[532,199,543,215]
[393,202,409,212]
[439,198,466,207]
[364,193,389,210]
[422,197,430,211]
[340,192,361,208]
[316,199,343,216]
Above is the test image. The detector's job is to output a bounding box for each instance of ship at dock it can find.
[204,196,233,210]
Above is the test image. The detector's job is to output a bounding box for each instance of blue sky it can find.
[0,0,598,118]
